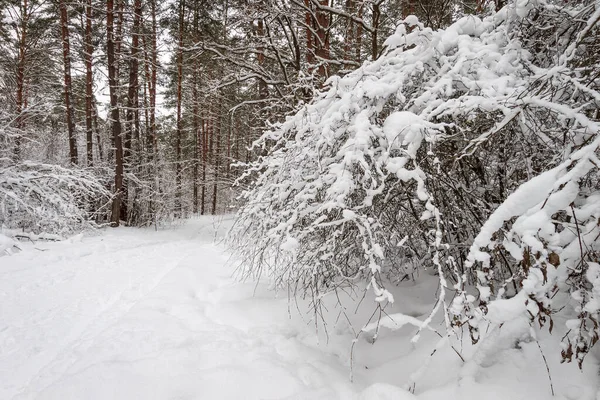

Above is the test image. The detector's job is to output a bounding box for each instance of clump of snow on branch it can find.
[229,0,600,364]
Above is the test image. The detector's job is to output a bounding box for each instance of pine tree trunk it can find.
[142,0,158,157]
[174,0,185,217]
[141,0,158,223]
[124,0,142,223]
[142,33,154,156]
[14,0,28,162]
[59,0,78,165]
[192,82,199,214]
[150,0,158,155]
[343,0,354,68]
[201,115,207,215]
[93,99,103,161]
[192,6,200,214]
[211,108,220,215]
[115,0,124,76]
[107,0,124,227]
[84,0,94,166]
[315,0,330,77]
[234,118,240,169]
[207,108,214,214]
[226,115,231,179]
[257,19,268,99]
[304,0,314,66]
[142,65,149,150]
[371,2,380,60]
[355,4,363,62]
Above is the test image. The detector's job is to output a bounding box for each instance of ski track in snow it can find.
[1,217,598,400]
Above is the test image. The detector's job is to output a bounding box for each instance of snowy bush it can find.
[0,161,112,236]
[229,0,600,364]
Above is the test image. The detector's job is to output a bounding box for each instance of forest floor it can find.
[1,217,598,400]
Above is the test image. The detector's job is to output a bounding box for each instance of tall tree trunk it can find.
[146,0,159,224]
[343,0,354,68]
[226,114,231,179]
[234,118,240,168]
[107,0,124,227]
[192,74,199,214]
[192,6,200,214]
[84,0,94,165]
[142,0,158,157]
[142,64,149,150]
[93,99,103,161]
[201,114,207,215]
[207,108,214,214]
[174,0,185,217]
[315,0,330,77]
[150,0,158,155]
[256,19,268,99]
[212,107,220,215]
[115,0,124,77]
[304,0,314,67]
[142,29,155,156]
[14,0,28,162]
[371,1,380,60]
[59,0,78,165]
[123,0,143,223]
[355,3,363,62]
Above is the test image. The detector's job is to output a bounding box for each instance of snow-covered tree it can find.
[229,0,600,364]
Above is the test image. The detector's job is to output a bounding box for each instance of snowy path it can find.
[0,218,367,400]
[1,217,598,400]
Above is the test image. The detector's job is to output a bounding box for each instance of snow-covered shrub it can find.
[0,161,112,236]
[229,0,600,364]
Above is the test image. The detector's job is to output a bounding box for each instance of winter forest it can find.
[1,0,600,398]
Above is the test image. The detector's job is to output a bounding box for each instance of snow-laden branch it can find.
[0,162,112,236]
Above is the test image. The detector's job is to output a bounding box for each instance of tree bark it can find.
[315,0,330,77]
[256,19,269,99]
[207,107,214,214]
[212,107,220,215]
[174,0,185,217]
[355,3,363,62]
[141,0,158,156]
[201,114,207,215]
[343,0,354,68]
[84,0,94,166]
[123,0,143,222]
[192,74,199,214]
[304,0,315,67]
[107,0,124,227]
[150,0,158,155]
[93,98,103,161]
[59,0,78,165]
[371,1,380,60]
[115,0,124,77]
[14,0,28,162]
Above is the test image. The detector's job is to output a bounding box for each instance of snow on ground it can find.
[0,217,598,399]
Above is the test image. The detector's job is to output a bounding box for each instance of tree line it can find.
[0,0,491,232]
